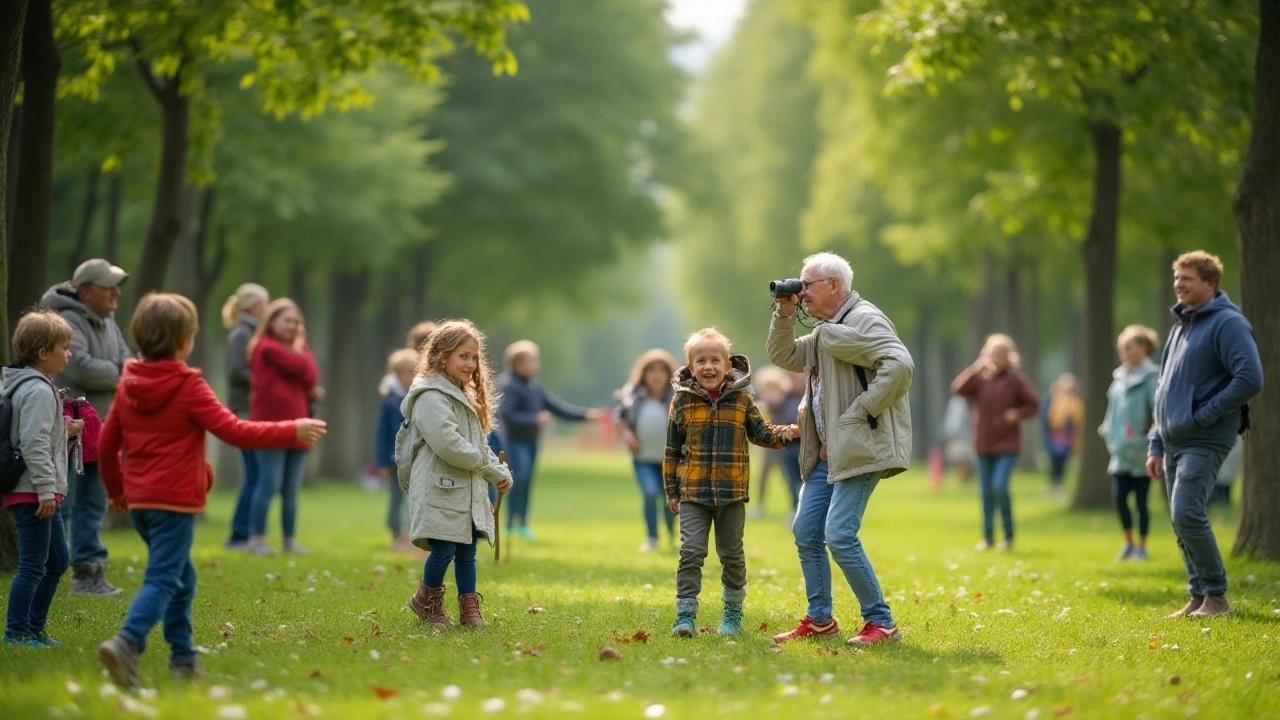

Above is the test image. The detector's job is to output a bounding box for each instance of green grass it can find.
[2,450,1278,719]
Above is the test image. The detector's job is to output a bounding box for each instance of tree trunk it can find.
[68,165,101,276]
[969,249,995,355]
[0,0,29,572]
[290,260,311,312]
[4,106,17,256]
[1232,0,1280,561]
[319,269,369,480]
[104,172,122,260]
[7,0,58,332]
[1071,120,1121,510]
[133,62,188,300]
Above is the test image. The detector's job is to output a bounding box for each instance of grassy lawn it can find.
[2,450,1278,719]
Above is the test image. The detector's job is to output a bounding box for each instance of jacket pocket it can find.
[831,414,882,474]
[425,476,471,513]
[1163,383,1197,444]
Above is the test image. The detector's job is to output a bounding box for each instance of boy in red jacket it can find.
[96,294,326,689]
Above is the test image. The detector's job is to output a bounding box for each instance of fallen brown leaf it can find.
[373,686,398,700]
[529,604,547,614]
[598,646,621,661]
[341,636,355,645]
[698,626,713,634]
[758,622,768,632]
[1053,705,1073,717]
[519,645,542,657]
[1169,676,1181,685]
[308,669,324,679]
[632,630,650,643]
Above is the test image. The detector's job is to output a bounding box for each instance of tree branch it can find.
[129,38,164,100]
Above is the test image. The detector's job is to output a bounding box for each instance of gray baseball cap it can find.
[72,258,129,288]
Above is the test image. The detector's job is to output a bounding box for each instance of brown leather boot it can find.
[1188,594,1231,618]
[1165,595,1204,619]
[408,583,451,628]
[458,593,489,628]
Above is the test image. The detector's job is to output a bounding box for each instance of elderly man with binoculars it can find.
[766,252,914,647]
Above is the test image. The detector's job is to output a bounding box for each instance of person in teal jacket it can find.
[1100,325,1160,562]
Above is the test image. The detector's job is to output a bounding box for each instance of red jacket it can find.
[952,365,1040,456]
[249,335,318,450]
[99,360,298,513]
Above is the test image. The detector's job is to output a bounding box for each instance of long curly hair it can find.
[624,348,678,392]
[415,319,496,431]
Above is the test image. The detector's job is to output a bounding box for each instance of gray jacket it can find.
[767,292,914,483]
[41,283,132,417]
[226,314,258,416]
[400,373,509,549]
[2,365,68,501]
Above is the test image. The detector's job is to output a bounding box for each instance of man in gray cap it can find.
[40,258,134,597]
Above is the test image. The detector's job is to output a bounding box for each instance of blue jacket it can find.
[1100,358,1159,476]
[1149,292,1263,458]
[376,386,407,470]
[497,372,589,441]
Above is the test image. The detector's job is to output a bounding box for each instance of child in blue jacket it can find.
[377,349,418,551]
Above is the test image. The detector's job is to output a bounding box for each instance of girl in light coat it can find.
[401,321,511,629]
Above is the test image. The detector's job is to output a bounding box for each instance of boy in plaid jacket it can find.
[664,328,798,637]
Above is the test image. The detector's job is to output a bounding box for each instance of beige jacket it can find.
[400,373,508,549]
[766,292,914,482]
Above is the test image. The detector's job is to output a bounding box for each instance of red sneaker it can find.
[846,622,900,646]
[772,615,840,643]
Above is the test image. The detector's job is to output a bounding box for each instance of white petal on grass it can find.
[481,698,506,713]
[65,681,82,696]
[216,706,249,720]
[99,684,119,699]
[819,673,835,685]
[442,685,463,702]
[250,679,269,691]
[423,703,451,716]
[970,707,992,718]
[207,686,232,701]
[515,689,544,705]
[138,688,158,700]
[1012,689,1030,701]
[370,649,381,660]
[780,685,800,697]
[776,674,795,684]
[1025,710,1041,720]
[644,705,667,719]
[820,694,833,705]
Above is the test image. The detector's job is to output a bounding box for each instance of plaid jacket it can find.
[663,355,794,506]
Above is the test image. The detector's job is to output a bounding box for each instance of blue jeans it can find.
[778,445,804,508]
[1164,449,1227,596]
[422,539,478,595]
[66,461,110,564]
[5,503,69,639]
[504,437,539,528]
[976,453,1018,541]
[227,449,260,543]
[251,449,308,538]
[633,461,675,540]
[120,510,198,667]
[387,475,407,538]
[792,462,892,628]
[486,432,503,505]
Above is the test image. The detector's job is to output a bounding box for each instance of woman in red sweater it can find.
[246,299,322,555]
[951,334,1040,552]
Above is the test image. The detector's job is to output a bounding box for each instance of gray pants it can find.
[1164,449,1228,596]
[676,501,747,600]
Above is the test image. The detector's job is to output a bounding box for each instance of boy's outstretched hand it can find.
[667,496,680,515]
[295,419,328,444]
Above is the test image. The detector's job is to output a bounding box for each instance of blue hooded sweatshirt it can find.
[1149,292,1263,459]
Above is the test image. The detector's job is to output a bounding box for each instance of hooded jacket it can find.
[1100,358,1159,476]
[662,355,793,506]
[1,365,67,503]
[98,360,298,513]
[1149,292,1263,458]
[41,283,132,418]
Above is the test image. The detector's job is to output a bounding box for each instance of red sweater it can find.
[952,365,1040,456]
[249,336,319,450]
[99,360,298,514]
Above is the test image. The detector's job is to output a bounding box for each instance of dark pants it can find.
[251,448,308,538]
[504,437,539,528]
[227,448,260,543]
[633,461,675,540]
[387,475,407,539]
[1113,473,1151,536]
[977,453,1017,541]
[67,461,110,564]
[120,510,198,667]
[1164,449,1228,597]
[1048,452,1069,487]
[778,445,803,508]
[676,501,747,600]
[5,503,69,639]
[423,539,478,595]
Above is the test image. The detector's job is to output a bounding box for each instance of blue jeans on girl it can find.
[120,510,199,669]
[504,437,539,528]
[791,462,893,628]
[633,461,675,541]
[251,448,308,539]
[227,448,260,543]
[423,539,478,594]
[976,453,1018,542]
[5,503,69,640]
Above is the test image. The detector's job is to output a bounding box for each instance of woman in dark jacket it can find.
[222,283,269,549]
[613,349,678,553]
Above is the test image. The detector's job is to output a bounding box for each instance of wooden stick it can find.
[494,451,506,563]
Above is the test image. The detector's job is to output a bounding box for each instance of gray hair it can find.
[802,252,854,295]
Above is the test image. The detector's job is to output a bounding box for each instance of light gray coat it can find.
[41,283,132,417]
[2,365,68,500]
[767,292,914,483]
[400,373,508,549]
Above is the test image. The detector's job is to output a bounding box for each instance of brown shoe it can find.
[1165,595,1205,619]
[98,635,141,690]
[458,593,489,629]
[1187,594,1231,618]
[408,583,451,628]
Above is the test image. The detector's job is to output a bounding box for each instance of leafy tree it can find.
[0,0,25,572]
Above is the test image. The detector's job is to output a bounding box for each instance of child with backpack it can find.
[377,348,419,551]
[2,310,83,648]
[95,293,326,687]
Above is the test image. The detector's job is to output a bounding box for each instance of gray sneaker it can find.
[98,635,142,689]
[170,659,205,681]
[69,562,122,597]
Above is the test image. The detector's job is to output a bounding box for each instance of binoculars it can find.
[769,278,803,297]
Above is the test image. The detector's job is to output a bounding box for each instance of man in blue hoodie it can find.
[1147,251,1263,619]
